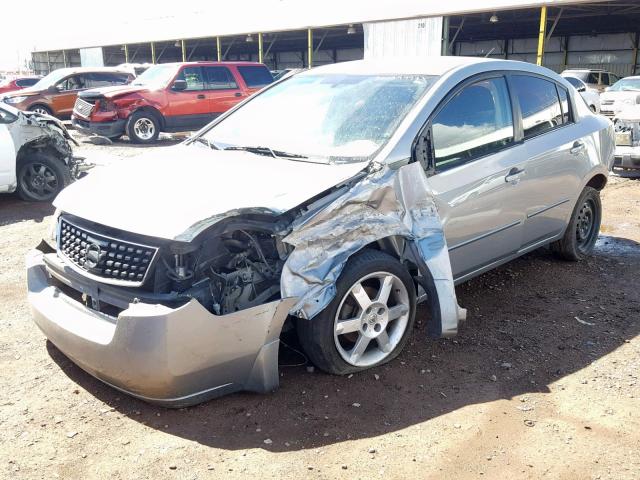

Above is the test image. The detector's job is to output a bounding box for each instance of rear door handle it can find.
[570,140,585,154]
[197,94,206,99]
[505,167,525,184]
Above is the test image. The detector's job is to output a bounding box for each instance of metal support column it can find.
[62,50,67,67]
[181,40,186,62]
[258,33,263,63]
[46,51,51,73]
[216,37,222,61]
[536,6,547,66]
[307,28,313,68]
[441,17,450,56]
[151,42,156,64]
[124,44,129,63]
[633,32,640,75]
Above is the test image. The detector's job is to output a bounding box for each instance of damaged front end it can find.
[613,106,640,170]
[28,157,464,406]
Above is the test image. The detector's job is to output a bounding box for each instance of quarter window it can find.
[203,66,238,90]
[431,77,514,171]
[237,66,273,88]
[511,75,565,139]
[176,67,205,91]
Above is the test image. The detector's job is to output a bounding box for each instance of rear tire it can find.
[550,186,601,261]
[17,153,71,202]
[126,111,160,144]
[297,249,416,375]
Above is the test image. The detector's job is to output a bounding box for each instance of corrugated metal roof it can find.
[34,0,609,51]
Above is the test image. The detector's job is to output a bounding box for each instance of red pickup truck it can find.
[71,62,273,143]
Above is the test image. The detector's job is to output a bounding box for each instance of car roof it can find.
[50,67,132,75]
[147,61,267,67]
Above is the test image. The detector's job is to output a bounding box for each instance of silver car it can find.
[27,57,614,406]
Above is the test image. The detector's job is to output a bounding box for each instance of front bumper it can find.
[71,116,126,138]
[614,145,640,170]
[27,248,296,407]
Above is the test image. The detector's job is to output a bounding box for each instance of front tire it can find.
[17,153,71,202]
[297,249,416,375]
[551,186,601,261]
[29,104,53,116]
[126,111,160,144]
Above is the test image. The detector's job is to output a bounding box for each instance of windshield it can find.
[200,73,437,162]
[609,78,640,92]
[29,69,72,90]
[132,64,178,87]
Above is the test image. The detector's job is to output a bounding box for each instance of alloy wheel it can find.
[576,198,596,251]
[333,272,410,367]
[133,117,155,140]
[19,163,59,201]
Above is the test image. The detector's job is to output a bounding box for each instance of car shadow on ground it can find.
[46,238,640,453]
[0,194,54,227]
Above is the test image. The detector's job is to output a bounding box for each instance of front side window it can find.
[203,67,238,90]
[431,77,514,171]
[237,66,273,88]
[601,73,610,85]
[175,67,205,91]
[202,73,436,162]
[58,75,85,91]
[587,73,599,84]
[510,75,564,139]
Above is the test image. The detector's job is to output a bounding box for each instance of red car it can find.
[0,76,41,95]
[71,62,274,143]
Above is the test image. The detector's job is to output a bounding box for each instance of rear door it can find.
[202,66,244,117]
[0,107,17,191]
[164,66,212,130]
[424,75,529,281]
[508,74,587,248]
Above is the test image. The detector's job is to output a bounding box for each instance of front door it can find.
[50,74,87,117]
[164,66,214,131]
[424,76,529,282]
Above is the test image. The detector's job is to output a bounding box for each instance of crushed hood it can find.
[53,145,367,241]
[79,84,150,100]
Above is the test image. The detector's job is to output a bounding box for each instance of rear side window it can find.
[237,66,273,88]
[432,77,514,171]
[601,73,610,85]
[203,66,238,90]
[510,75,564,140]
[85,72,130,88]
[16,78,38,87]
[175,67,205,91]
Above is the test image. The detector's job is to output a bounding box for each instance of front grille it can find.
[73,98,94,118]
[58,217,158,286]
[601,99,614,106]
[602,110,615,119]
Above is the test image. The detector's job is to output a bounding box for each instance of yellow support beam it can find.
[307,28,313,68]
[151,42,156,64]
[124,44,129,63]
[258,33,263,64]
[181,40,186,62]
[216,36,222,61]
[536,6,547,66]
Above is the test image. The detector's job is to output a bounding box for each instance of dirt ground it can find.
[1,138,639,479]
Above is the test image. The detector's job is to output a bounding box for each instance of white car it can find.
[599,76,640,120]
[562,75,600,113]
[0,102,79,201]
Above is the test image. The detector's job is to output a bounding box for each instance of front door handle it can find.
[505,167,525,184]
[197,94,206,99]
[234,92,242,97]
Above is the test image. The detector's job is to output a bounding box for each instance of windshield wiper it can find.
[190,137,219,150]
[224,145,308,159]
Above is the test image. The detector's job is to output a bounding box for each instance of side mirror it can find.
[172,79,187,91]
[577,85,586,92]
[46,85,59,93]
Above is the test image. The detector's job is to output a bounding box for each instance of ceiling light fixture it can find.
[174,40,181,47]
[347,24,356,35]
[246,34,254,43]
[489,13,499,23]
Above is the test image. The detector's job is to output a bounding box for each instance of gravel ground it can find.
[1,138,639,479]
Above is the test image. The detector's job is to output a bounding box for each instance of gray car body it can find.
[27,57,614,406]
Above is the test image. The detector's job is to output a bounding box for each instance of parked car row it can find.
[25,57,614,406]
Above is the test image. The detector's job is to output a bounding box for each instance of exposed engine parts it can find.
[159,228,285,315]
